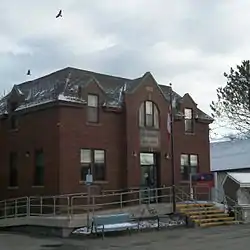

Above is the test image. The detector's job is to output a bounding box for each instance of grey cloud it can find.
[1,0,250,131]
[73,0,245,57]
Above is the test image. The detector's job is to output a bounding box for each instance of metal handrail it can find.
[0,186,173,220]
[212,187,242,221]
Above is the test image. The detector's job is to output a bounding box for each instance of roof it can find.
[210,139,250,172]
[226,172,250,188]
[0,67,213,122]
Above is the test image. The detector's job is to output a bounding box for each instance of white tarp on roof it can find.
[227,172,250,187]
[210,139,250,172]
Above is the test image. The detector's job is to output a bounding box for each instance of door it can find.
[140,153,158,203]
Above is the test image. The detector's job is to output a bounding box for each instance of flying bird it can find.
[56,10,62,18]
[27,69,31,76]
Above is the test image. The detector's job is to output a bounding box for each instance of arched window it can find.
[139,101,159,128]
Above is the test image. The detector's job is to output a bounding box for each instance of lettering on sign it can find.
[140,129,160,148]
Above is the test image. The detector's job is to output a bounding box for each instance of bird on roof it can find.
[56,10,62,18]
[27,69,31,76]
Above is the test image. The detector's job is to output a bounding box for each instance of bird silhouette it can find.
[56,10,62,18]
[27,69,31,76]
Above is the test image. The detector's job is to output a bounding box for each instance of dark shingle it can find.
[0,67,212,122]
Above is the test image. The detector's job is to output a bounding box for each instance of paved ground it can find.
[1,224,250,250]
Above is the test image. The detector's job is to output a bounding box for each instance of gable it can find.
[182,93,197,107]
[129,72,167,102]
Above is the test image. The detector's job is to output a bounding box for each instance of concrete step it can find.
[190,213,228,219]
[179,206,216,213]
[200,220,240,228]
[177,203,214,209]
[186,210,224,216]
[194,216,235,224]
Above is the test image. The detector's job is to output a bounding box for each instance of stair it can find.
[177,203,241,228]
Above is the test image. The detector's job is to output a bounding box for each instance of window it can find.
[184,108,194,133]
[9,102,18,130]
[34,149,45,186]
[10,102,18,111]
[180,154,198,180]
[139,101,159,128]
[10,115,18,130]
[80,149,106,181]
[9,152,18,187]
[80,149,91,181]
[87,94,99,123]
[94,150,105,181]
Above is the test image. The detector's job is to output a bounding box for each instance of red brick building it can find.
[0,67,213,200]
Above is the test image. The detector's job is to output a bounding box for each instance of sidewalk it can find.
[0,224,250,249]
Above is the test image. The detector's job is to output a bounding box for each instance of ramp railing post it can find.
[40,197,43,215]
[14,199,17,217]
[92,196,95,216]
[67,197,70,217]
[27,197,30,217]
[120,193,123,209]
[53,197,56,216]
[4,201,6,218]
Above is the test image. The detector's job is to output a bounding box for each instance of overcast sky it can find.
[1,0,249,136]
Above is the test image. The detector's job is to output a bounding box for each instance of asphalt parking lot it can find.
[1,224,250,250]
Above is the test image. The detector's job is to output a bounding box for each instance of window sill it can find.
[32,185,44,188]
[8,186,19,190]
[79,180,108,185]
[185,132,195,136]
[86,122,102,127]
[8,129,19,132]
[139,126,159,131]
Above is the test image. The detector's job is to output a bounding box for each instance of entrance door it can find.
[140,153,158,203]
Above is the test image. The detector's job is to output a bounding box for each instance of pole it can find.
[87,184,90,228]
[170,83,176,213]
[86,169,93,230]
[189,173,194,200]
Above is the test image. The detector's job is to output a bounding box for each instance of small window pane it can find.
[140,153,154,165]
[36,150,44,166]
[146,114,153,127]
[88,95,98,107]
[80,167,90,181]
[10,116,18,130]
[181,166,190,180]
[93,164,105,181]
[145,101,153,115]
[190,155,198,166]
[34,150,44,186]
[34,166,44,186]
[184,108,192,119]
[80,149,91,163]
[87,107,98,123]
[139,103,145,127]
[181,154,189,165]
[185,119,193,133]
[9,152,18,187]
[153,105,159,128]
[94,150,105,163]
[190,166,197,174]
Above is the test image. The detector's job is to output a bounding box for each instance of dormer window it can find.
[87,94,99,123]
[184,108,194,133]
[9,101,18,130]
[10,102,18,112]
[139,101,159,129]
[10,116,18,130]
